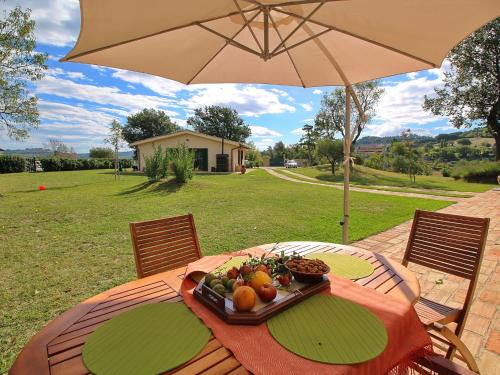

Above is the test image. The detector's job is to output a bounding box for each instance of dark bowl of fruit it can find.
[284,258,330,283]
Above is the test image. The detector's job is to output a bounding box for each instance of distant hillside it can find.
[356,134,433,145]
[77,151,134,159]
[357,127,491,145]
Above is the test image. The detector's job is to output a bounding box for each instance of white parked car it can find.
[285,159,298,168]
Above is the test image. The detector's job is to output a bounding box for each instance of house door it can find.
[193,148,208,171]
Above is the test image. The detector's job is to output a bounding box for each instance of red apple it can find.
[277,273,292,287]
[254,264,270,275]
[258,283,277,302]
[239,264,253,276]
[227,267,239,280]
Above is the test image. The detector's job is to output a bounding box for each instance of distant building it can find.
[355,144,388,156]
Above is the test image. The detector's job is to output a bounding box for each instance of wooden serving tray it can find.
[193,276,330,325]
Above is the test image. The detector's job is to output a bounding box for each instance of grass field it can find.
[0,169,452,371]
[288,165,495,193]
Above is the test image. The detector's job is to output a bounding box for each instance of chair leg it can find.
[429,323,480,373]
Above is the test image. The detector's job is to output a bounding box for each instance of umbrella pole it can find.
[343,86,351,244]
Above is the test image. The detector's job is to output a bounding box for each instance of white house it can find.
[129,130,249,173]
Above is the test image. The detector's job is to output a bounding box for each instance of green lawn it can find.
[0,169,452,372]
[288,165,495,193]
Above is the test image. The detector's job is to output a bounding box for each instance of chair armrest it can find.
[415,355,479,375]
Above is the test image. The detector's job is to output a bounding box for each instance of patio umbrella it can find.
[63,0,499,243]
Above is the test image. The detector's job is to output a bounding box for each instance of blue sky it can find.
[1,0,455,152]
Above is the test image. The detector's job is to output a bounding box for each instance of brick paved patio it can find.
[353,189,500,374]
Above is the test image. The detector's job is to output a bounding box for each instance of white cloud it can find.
[253,138,276,150]
[111,70,187,97]
[2,0,81,47]
[66,71,87,80]
[300,103,313,111]
[180,85,296,117]
[291,127,305,135]
[36,74,178,116]
[366,68,448,137]
[249,126,282,137]
[312,89,322,95]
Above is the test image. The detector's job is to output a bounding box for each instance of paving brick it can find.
[486,330,500,355]
[352,189,500,364]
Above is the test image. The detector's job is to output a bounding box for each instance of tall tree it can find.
[423,19,500,160]
[314,81,384,144]
[187,106,251,142]
[105,120,125,180]
[315,138,343,174]
[300,124,315,165]
[122,108,179,144]
[0,6,47,140]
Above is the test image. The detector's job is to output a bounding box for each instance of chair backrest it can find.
[403,210,489,334]
[129,214,202,278]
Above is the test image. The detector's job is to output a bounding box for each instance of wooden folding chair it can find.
[403,210,489,373]
[129,214,202,278]
[414,354,481,375]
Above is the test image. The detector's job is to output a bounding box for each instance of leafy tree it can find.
[144,145,169,182]
[45,139,76,159]
[105,120,125,180]
[315,138,343,174]
[423,19,500,160]
[314,81,384,144]
[187,106,251,142]
[456,138,472,146]
[169,144,194,183]
[89,147,114,159]
[0,6,47,140]
[122,108,179,145]
[246,141,263,167]
[300,124,315,165]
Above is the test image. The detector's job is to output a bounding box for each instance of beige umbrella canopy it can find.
[63,0,499,242]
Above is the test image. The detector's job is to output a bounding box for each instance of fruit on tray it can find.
[257,282,277,302]
[277,272,292,287]
[212,283,226,297]
[209,279,223,289]
[232,286,257,312]
[249,270,272,293]
[227,267,239,280]
[232,279,245,292]
[226,279,236,291]
[204,273,216,286]
[254,264,270,275]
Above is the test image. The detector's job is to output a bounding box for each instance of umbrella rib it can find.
[268,12,306,87]
[270,0,326,55]
[274,8,437,68]
[61,7,259,62]
[187,10,262,85]
[197,23,262,57]
[233,0,263,53]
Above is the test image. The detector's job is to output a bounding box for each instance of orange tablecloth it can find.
[181,252,432,375]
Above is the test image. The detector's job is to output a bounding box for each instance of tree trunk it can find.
[494,133,500,161]
[331,162,335,174]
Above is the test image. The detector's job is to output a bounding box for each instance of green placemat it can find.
[267,294,387,364]
[214,255,249,274]
[306,253,375,280]
[82,303,210,375]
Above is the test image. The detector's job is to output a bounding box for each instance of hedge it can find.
[0,155,26,173]
[40,158,132,172]
[450,161,500,183]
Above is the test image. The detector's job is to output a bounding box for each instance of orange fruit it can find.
[232,286,256,312]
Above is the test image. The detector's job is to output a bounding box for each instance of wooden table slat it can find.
[10,242,420,375]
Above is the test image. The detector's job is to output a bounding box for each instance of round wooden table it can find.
[10,242,420,375]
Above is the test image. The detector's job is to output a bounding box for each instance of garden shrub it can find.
[450,161,500,183]
[38,157,131,171]
[144,145,169,182]
[441,167,451,177]
[169,144,194,183]
[0,155,26,173]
